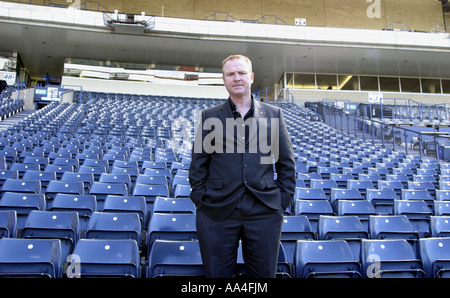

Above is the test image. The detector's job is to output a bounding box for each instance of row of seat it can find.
[0,231,448,278]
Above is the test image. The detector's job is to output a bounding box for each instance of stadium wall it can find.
[5,0,444,32]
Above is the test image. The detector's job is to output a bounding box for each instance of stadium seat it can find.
[0,238,62,278]
[99,173,132,194]
[132,183,170,212]
[173,184,191,198]
[430,216,450,237]
[89,182,128,209]
[22,170,56,192]
[1,178,41,194]
[434,201,450,216]
[148,239,204,278]
[147,213,197,249]
[294,187,327,201]
[401,189,434,209]
[49,194,97,233]
[394,200,432,237]
[68,239,141,278]
[102,195,147,227]
[153,197,195,214]
[60,172,94,193]
[366,189,399,215]
[330,188,363,209]
[86,212,142,245]
[0,210,17,238]
[281,216,315,264]
[21,210,79,259]
[294,240,361,278]
[0,192,46,230]
[419,237,450,278]
[318,215,368,258]
[45,180,84,208]
[294,199,333,233]
[336,200,375,232]
[361,239,424,278]
[0,170,18,187]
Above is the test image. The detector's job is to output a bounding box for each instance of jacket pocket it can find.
[205,179,224,190]
[264,178,278,189]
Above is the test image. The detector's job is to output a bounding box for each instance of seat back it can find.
[0,238,62,278]
[69,239,140,278]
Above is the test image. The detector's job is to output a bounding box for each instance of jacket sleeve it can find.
[188,110,209,206]
[274,108,296,210]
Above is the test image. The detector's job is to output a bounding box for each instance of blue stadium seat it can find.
[294,199,333,233]
[132,183,170,212]
[0,210,17,238]
[153,197,195,214]
[366,189,398,215]
[0,238,62,278]
[49,194,96,233]
[436,190,450,201]
[68,239,141,278]
[99,173,132,194]
[21,210,79,259]
[294,240,361,278]
[86,212,142,245]
[281,216,315,264]
[147,213,197,249]
[309,179,338,199]
[44,164,75,179]
[173,184,191,198]
[10,163,40,178]
[78,165,107,180]
[336,200,375,232]
[89,182,128,209]
[347,179,375,198]
[0,170,18,187]
[102,195,147,227]
[419,237,450,278]
[60,172,94,193]
[430,216,450,237]
[1,178,41,194]
[369,215,419,254]
[434,201,450,216]
[294,187,327,201]
[401,189,434,209]
[394,200,432,237]
[361,239,424,278]
[330,188,363,209]
[22,170,56,192]
[318,215,368,259]
[148,239,204,278]
[0,192,45,230]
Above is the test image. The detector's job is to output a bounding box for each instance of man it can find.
[189,55,296,278]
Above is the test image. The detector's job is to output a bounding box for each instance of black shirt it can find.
[228,97,255,120]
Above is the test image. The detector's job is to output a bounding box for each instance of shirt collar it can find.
[228,97,255,118]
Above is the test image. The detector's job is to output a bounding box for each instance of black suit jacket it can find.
[189,98,296,221]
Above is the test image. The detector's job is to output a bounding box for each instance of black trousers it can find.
[196,191,284,278]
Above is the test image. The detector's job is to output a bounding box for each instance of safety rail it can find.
[321,100,450,160]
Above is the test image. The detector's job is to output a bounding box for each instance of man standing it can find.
[189,55,296,278]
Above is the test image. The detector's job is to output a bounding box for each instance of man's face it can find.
[222,58,254,98]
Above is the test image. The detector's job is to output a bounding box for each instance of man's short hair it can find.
[222,55,253,73]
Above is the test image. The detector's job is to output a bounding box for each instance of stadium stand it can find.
[0,94,448,278]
